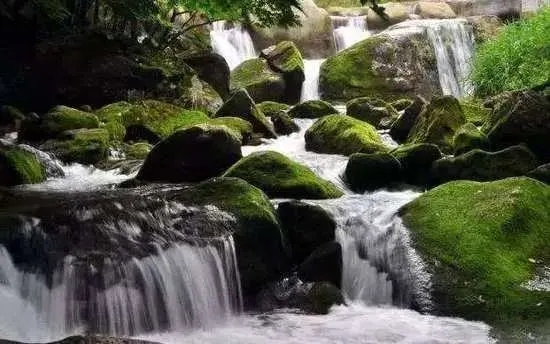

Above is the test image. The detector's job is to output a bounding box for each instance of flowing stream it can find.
[331,16,371,52]
[210,21,257,70]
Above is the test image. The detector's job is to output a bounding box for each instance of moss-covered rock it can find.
[288,100,338,119]
[0,145,46,185]
[223,151,343,199]
[183,53,231,100]
[305,114,388,156]
[277,200,336,264]
[137,124,242,183]
[0,105,25,134]
[400,177,550,321]
[527,163,550,185]
[305,282,345,314]
[391,143,442,187]
[257,101,290,117]
[319,30,439,102]
[176,177,286,295]
[260,41,305,104]
[208,117,253,144]
[271,111,300,135]
[298,242,342,288]
[95,100,209,143]
[391,98,414,111]
[346,97,399,129]
[344,152,402,192]
[453,123,490,155]
[125,142,152,160]
[390,96,427,143]
[430,145,539,186]
[406,96,466,153]
[460,100,491,126]
[215,89,277,139]
[482,90,550,162]
[40,128,110,165]
[231,58,286,103]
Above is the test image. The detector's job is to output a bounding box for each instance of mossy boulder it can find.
[215,89,277,139]
[223,151,343,199]
[298,242,342,288]
[95,100,209,143]
[406,96,466,153]
[527,164,550,185]
[390,96,427,143]
[430,145,539,186]
[304,282,345,314]
[391,143,442,187]
[137,124,242,183]
[0,105,25,134]
[173,177,286,295]
[125,142,152,160]
[0,145,46,185]
[277,200,336,264]
[41,128,110,165]
[344,153,402,192]
[461,99,491,126]
[482,90,550,162]
[231,58,286,103]
[391,98,414,112]
[453,123,490,155]
[260,41,305,104]
[208,117,253,144]
[319,31,439,102]
[183,53,231,100]
[346,97,399,129]
[271,111,300,135]
[305,114,388,156]
[257,101,290,117]
[400,177,550,321]
[288,100,338,119]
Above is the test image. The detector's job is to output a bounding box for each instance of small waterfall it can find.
[0,193,242,342]
[210,21,256,70]
[300,59,325,102]
[331,16,371,51]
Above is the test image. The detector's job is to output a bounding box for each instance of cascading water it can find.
[300,59,325,102]
[0,193,242,342]
[210,21,256,70]
[331,15,371,52]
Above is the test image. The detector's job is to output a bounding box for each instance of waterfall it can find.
[0,194,242,342]
[210,21,256,70]
[331,16,371,52]
[300,59,325,102]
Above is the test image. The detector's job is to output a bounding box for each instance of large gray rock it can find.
[442,0,521,19]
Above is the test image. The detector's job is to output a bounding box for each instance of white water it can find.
[210,21,257,70]
[0,236,242,341]
[300,59,325,102]
[331,16,371,52]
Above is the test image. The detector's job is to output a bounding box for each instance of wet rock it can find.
[298,241,342,288]
[527,164,550,184]
[0,144,46,186]
[257,101,290,117]
[453,123,490,155]
[271,111,299,135]
[344,153,402,192]
[391,143,442,187]
[288,100,338,119]
[346,97,399,129]
[208,117,253,145]
[390,96,427,143]
[40,128,110,165]
[231,58,286,103]
[183,53,231,100]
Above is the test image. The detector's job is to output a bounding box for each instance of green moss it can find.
[44,128,110,165]
[231,58,282,90]
[391,98,414,111]
[288,100,338,119]
[2,148,46,185]
[401,177,550,321]
[406,96,466,153]
[208,117,253,143]
[224,151,343,199]
[43,106,100,137]
[453,123,490,155]
[461,100,490,126]
[125,142,152,160]
[267,41,305,72]
[346,97,399,129]
[257,101,290,117]
[305,114,388,156]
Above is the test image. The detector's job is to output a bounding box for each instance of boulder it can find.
[95,100,209,143]
[260,41,305,104]
[391,98,414,112]
[527,164,550,184]
[288,100,338,119]
[346,97,399,129]
[298,242,342,288]
[137,124,242,183]
[249,0,334,58]
[430,145,538,186]
[277,200,337,264]
[453,123,490,155]
[406,96,466,153]
[413,2,457,18]
[305,282,345,314]
[230,58,286,103]
[391,143,443,187]
[466,15,503,44]
[256,101,290,117]
[124,142,152,160]
[0,105,25,135]
[305,115,388,156]
[344,153,402,192]
[447,0,522,19]
[183,53,231,100]
[367,2,410,30]
[41,128,110,165]
[215,89,277,139]
[390,96,427,143]
[319,28,440,102]
[460,100,491,126]
[482,90,550,162]
[0,144,46,186]
[271,111,300,135]
[208,117,254,145]
[223,151,343,199]
[400,177,550,321]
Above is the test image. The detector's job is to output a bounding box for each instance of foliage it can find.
[471,7,550,96]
